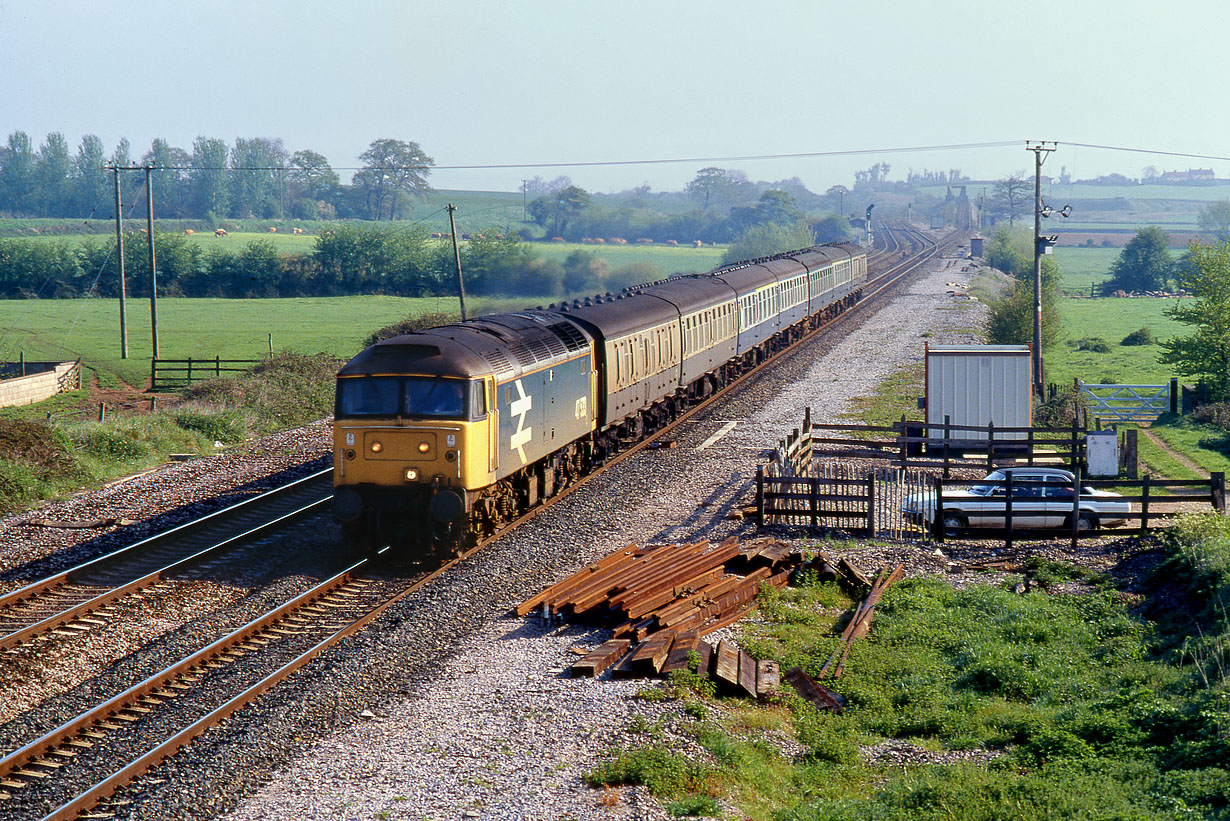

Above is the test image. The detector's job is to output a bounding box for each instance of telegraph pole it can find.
[446,204,468,320]
[145,165,160,359]
[521,180,528,223]
[112,166,128,359]
[1028,141,1058,396]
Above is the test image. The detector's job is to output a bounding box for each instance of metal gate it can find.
[758,462,930,540]
[1079,381,1170,423]
[868,465,931,539]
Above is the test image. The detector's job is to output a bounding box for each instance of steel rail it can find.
[30,542,478,820]
[0,468,333,651]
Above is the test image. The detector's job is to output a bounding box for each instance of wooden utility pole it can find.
[145,166,159,358]
[112,166,128,359]
[446,203,468,320]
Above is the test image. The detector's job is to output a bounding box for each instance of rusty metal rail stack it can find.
[517,538,799,688]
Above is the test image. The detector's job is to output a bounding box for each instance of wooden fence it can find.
[755,463,931,538]
[763,407,1086,475]
[150,357,264,391]
[756,409,931,537]
[753,407,1223,545]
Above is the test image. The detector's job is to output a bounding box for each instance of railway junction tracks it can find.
[0,223,957,819]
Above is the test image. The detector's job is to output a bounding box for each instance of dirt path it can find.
[1140,427,1209,478]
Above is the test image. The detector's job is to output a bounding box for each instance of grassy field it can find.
[530,241,725,276]
[599,524,1230,818]
[1051,245,1192,294]
[1046,297,1183,388]
[0,295,531,389]
[7,229,728,273]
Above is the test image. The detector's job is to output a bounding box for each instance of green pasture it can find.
[1052,247,1123,292]
[184,230,317,255]
[0,295,528,389]
[928,182,1230,201]
[3,230,729,273]
[1045,296,1183,388]
[530,241,725,276]
[1050,245,1192,294]
[12,230,319,256]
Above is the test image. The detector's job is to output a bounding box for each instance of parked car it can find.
[902,467,1130,535]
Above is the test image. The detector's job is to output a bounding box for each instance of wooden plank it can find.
[754,541,793,566]
[784,667,846,712]
[714,640,740,689]
[837,558,872,588]
[736,650,758,698]
[660,631,700,675]
[756,660,781,699]
[693,640,714,678]
[570,639,631,678]
[628,633,675,675]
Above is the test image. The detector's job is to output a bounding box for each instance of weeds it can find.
[585,746,715,799]
[636,521,1230,819]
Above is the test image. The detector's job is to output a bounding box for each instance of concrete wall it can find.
[0,361,82,408]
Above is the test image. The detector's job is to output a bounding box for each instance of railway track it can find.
[0,223,956,818]
[0,469,334,654]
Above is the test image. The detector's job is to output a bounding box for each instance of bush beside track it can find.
[0,352,337,514]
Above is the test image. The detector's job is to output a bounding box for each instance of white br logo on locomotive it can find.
[510,379,533,464]
[574,396,587,420]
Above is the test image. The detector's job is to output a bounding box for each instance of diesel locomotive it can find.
[331,242,868,554]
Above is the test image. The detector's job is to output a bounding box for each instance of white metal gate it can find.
[1079,381,1169,423]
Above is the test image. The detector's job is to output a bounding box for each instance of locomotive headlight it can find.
[404,468,419,482]
[370,441,383,453]
[418,441,430,453]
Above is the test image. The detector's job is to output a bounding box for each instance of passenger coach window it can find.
[337,377,400,418]
[404,377,466,418]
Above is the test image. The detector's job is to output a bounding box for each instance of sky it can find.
[2,0,1229,195]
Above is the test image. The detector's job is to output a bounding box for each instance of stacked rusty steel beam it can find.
[518,538,800,684]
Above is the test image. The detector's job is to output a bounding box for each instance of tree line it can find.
[0,132,432,222]
[525,171,853,249]
[0,225,696,301]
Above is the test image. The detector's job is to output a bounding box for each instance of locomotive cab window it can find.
[336,376,472,420]
[403,377,466,418]
[337,377,400,418]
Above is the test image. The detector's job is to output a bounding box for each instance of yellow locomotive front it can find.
[331,336,498,552]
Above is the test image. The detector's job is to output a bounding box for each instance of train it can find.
[331,242,868,555]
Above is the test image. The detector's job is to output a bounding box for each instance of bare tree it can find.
[990,173,1032,227]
